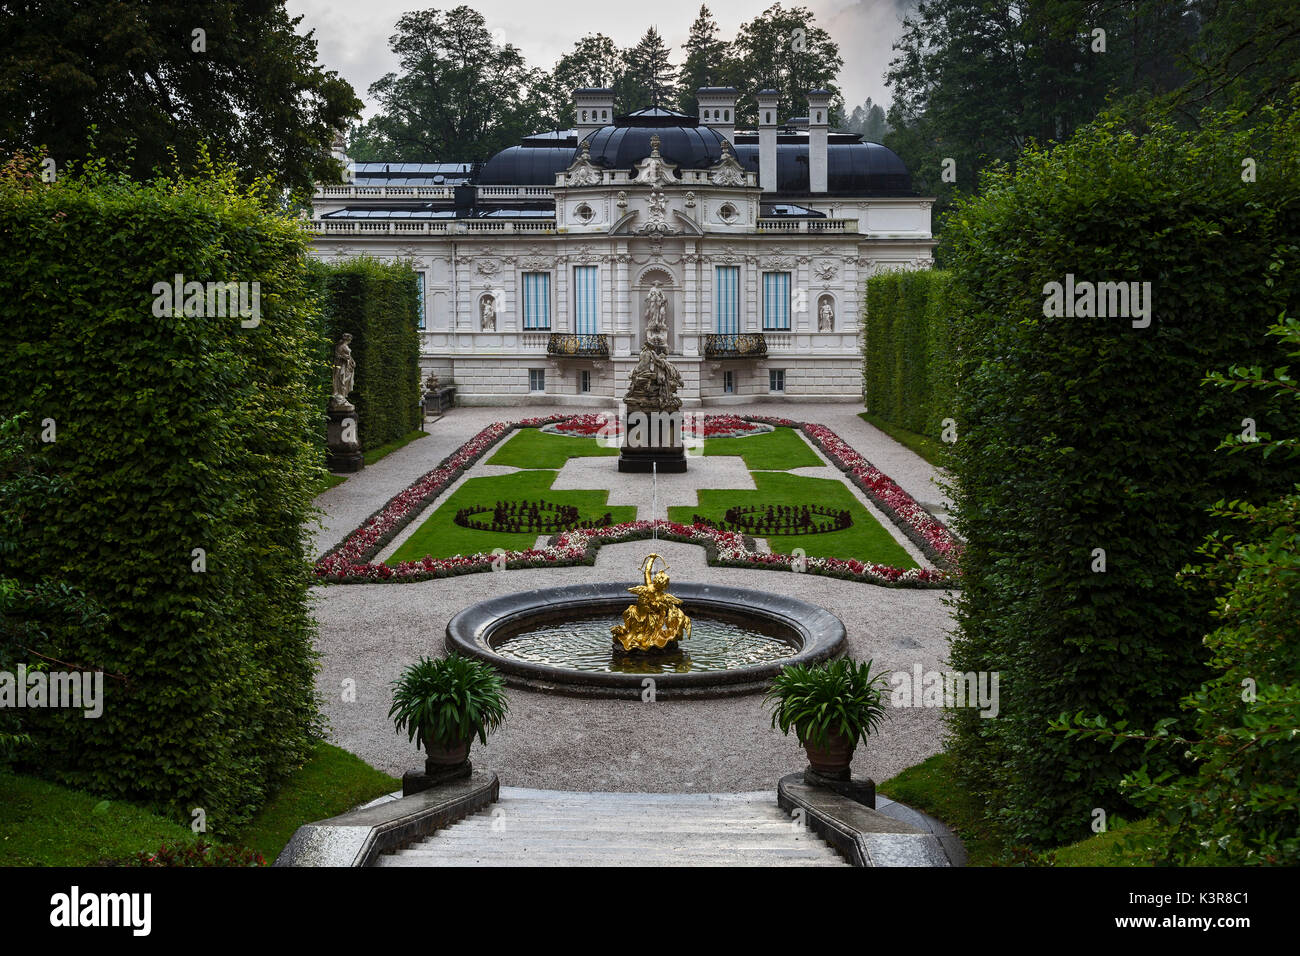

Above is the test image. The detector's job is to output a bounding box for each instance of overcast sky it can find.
[285,0,914,119]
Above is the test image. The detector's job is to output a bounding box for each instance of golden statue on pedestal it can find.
[611,553,692,653]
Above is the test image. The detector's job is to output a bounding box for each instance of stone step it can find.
[376,856,846,867]
[376,788,849,867]
[437,821,808,834]
[421,832,833,848]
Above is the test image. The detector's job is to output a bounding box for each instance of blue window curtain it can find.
[715,266,740,334]
[416,272,426,329]
[523,272,551,329]
[573,266,598,334]
[762,272,790,330]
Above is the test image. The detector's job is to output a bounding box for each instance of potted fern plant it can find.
[765,658,890,778]
[389,655,509,773]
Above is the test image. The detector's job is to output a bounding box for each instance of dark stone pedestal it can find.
[618,446,687,473]
[402,760,472,797]
[326,406,363,473]
[804,766,876,809]
[618,405,687,473]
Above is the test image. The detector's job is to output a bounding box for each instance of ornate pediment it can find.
[564,141,603,187]
[709,142,748,187]
[633,135,678,186]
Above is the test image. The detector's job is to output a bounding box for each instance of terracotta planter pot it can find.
[803,729,856,778]
[422,734,472,768]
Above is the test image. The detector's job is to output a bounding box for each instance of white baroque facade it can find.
[310,88,935,406]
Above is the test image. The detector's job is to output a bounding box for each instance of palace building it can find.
[309,88,935,406]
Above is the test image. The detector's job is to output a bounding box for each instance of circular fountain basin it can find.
[445,582,846,698]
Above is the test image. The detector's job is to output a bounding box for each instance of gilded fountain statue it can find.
[610,553,692,653]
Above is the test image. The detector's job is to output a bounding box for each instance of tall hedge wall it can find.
[944,107,1300,849]
[863,269,955,441]
[0,160,324,833]
[309,257,421,452]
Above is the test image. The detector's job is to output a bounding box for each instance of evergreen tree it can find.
[618,27,678,112]
[678,5,731,117]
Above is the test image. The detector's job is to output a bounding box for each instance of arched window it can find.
[724,109,730,121]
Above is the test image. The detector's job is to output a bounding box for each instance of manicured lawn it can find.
[878,752,1003,866]
[668,470,918,566]
[697,426,822,470]
[858,412,947,467]
[233,741,398,861]
[1044,817,1171,867]
[0,741,398,866]
[0,773,196,866]
[879,751,1180,866]
[387,469,637,563]
[488,429,617,469]
[364,428,429,466]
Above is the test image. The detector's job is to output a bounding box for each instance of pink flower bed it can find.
[315,415,959,586]
[548,413,767,439]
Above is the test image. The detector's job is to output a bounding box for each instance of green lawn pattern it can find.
[668,471,917,566]
[389,425,916,567]
[388,469,637,563]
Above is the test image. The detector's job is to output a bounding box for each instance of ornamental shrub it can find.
[0,154,324,832]
[862,268,955,443]
[308,256,421,451]
[943,103,1300,850]
[1058,315,1300,865]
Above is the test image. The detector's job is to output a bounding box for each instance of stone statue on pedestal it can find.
[330,334,356,410]
[619,286,688,473]
[327,333,363,472]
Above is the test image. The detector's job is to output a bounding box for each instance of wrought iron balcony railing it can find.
[546,333,610,358]
[703,333,768,360]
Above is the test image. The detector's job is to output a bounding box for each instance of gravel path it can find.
[310,403,956,792]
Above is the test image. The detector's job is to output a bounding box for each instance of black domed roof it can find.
[582,109,728,174]
[478,145,576,186]
[732,140,912,195]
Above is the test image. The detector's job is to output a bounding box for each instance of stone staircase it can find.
[374,787,848,867]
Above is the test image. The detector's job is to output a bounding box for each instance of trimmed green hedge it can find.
[943,106,1300,851]
[0,158,323,834]
[862,269,955,445]
[308,257,421,451]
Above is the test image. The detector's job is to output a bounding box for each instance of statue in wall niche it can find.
[480,295,496,331]
[330,334,356,410]
[818,299,835,332]
[644,282,669,350]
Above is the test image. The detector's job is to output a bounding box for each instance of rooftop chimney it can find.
[696,87,737,143]
[573,88,614,143]
[756,89,780,193]
[807,89,832,194]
